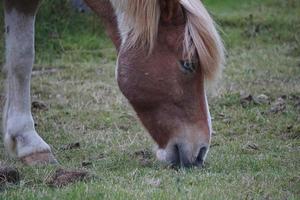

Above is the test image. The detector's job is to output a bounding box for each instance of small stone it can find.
[256,94,270,104]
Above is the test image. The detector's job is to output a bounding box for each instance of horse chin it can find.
[155,148,168,162]
[155,147,176,167]
[154,144,181,167]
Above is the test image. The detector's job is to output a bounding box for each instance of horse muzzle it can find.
[156,142,209,168]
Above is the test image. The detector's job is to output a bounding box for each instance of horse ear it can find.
[159,0,181,22]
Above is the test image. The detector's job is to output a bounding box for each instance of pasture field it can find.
[0,0,299,199]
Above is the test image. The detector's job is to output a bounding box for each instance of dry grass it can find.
[0,0,299,199]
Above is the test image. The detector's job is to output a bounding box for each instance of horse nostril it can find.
[172,144,180,166]
[176,143,193,168]
[171,144,208,168]
[195,146,208,167]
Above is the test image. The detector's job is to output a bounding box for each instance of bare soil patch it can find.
[47,168,90,187]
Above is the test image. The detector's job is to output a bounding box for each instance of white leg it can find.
[3,3,56,164]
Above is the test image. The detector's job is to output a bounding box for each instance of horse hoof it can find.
[21,151,58,166]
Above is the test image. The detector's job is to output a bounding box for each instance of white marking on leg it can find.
[3,8,51,158]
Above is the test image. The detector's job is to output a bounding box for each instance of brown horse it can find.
[2,0,224,167]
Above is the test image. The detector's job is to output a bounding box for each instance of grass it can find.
[0,0,299,199]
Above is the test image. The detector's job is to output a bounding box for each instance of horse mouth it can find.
[156,144,208,168]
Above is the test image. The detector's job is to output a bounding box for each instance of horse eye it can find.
[179,60,197,74]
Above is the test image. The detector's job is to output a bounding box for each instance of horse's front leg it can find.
[3,0,57,165]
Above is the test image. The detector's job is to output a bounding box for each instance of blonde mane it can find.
[110,0,225,81]
[110,0,160,52]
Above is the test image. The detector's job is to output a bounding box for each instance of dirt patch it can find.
[269,97,286,113]
[47,168,90,187]
[240,93,270,107]
[133,150,153,167]
[242,142,260,154]
[290,94,300,111]
[281,125,300,140]
[210,143,220,148]
[81,161,93,167]
[32,100,49,112]
[246,143,259,150]
[60,142,81,151]
[0,166,20,186]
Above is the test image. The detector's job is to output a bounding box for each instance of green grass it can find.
[0,0,299,199]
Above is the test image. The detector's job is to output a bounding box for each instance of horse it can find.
[2,0,224,168]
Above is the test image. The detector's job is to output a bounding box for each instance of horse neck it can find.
[85,0,121,50]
